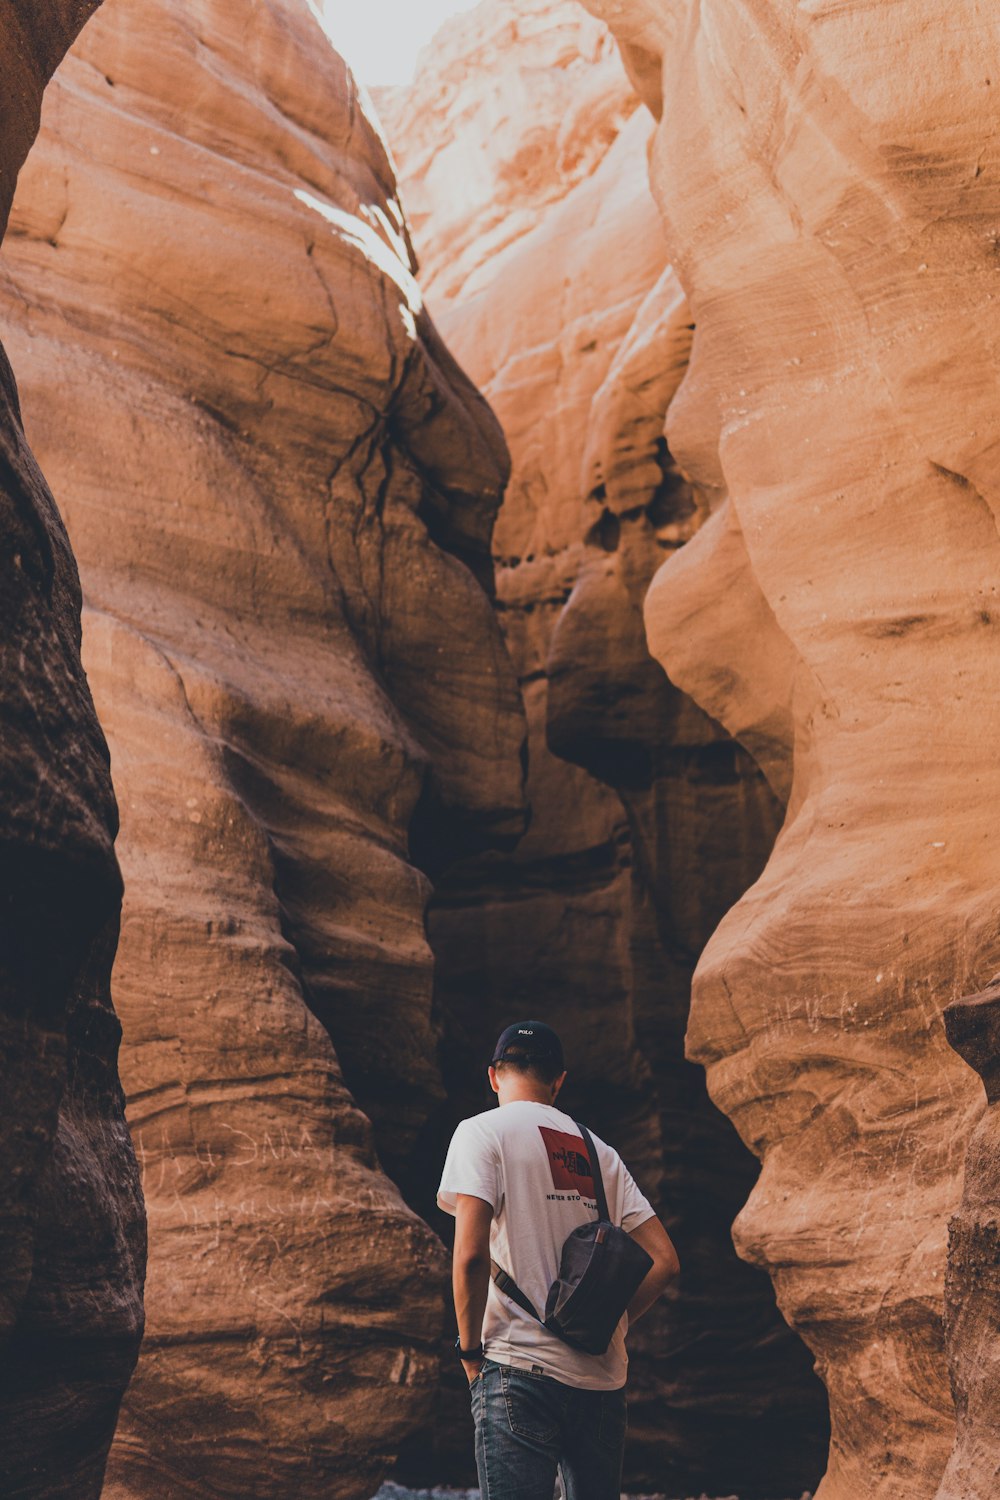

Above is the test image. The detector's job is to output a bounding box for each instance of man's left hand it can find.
[462,1357,484,1386]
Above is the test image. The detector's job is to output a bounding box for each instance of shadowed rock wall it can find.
[379,3,828,1493]
[939,981,1000,1499]
[578,0,1000,1496]
[1,0,525,1495]
[0,2,146,1497]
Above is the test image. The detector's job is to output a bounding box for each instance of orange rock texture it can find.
[577,0,1000,1496]
[1,0,525,1495]
[380,2,827,1493]
[0,3,145,1497]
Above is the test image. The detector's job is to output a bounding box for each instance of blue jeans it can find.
[470,1358,627,1500]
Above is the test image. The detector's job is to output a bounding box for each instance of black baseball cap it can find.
[491,1020,564,1071]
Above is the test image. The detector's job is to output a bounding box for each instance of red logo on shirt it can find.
[539,1127,594,1193]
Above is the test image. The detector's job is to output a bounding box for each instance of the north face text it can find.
[539,1126,594,1192]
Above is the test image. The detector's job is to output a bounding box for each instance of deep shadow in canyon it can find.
[0,5,145,1496]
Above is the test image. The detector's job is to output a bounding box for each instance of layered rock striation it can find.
[2,1,525,1495]
[0,3,146,1498]
[381,4,827,1492]
[578,0,1000,1496]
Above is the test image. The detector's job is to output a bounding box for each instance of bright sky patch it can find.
[319,0,482,85]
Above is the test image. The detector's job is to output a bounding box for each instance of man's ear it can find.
[488,1065,500,1095]
[551,1071,567,1099]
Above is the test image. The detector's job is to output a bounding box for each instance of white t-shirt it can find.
[437,1100,655,1390]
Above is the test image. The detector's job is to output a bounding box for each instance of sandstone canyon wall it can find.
[575,0,1000,1497]
[380,4,828,1493]
[0,4,146,1497]
[1,1,526,1495]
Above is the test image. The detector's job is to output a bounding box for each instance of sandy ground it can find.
[373,1486,813,1500]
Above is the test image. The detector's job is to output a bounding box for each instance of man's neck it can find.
[497,1085,557,1108]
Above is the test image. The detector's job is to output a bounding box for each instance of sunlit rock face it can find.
[580,0,1000,1496]
[381,2,827,1492]
[1,0,526,1495]
[0,4,145,1497]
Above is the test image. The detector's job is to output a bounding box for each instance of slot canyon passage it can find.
[2,2,1000,1500]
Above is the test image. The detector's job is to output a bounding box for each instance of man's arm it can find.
[626,1215,680,1324]
[453,1193,495,1383]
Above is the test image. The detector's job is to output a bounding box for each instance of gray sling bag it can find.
[490,1121,653,1356]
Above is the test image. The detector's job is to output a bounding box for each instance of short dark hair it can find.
[493,1046,562,1085]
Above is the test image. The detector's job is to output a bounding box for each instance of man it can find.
[438,1020,680,1500]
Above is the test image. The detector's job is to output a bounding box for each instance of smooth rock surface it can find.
[381,4,827,1493]
[2,1,525,1495]
[0,3,145,1497]
[579,0,1000,1496]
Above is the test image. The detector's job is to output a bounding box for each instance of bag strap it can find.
[575,1120,611,1224]
[491,1259,542,1322]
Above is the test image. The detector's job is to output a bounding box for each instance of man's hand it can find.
[453,1194,494,1380]
[626,1215,680,1324]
